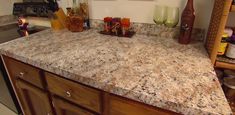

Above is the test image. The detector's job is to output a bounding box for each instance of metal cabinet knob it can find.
[19,72,24,78]
[66,91,71,97]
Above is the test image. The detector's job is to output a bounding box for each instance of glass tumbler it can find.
[153,5,167,25]
[165,7,179,28]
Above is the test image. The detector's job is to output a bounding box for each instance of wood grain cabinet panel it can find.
[45,72,101,114]
[109,95,177,115]
[16,80,52,115]
[52,96,95,115]
[2,56,44,89]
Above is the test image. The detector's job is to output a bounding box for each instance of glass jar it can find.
[80,0,90,29]
[66,15,84,32]
[218,34,229,55]
[66,0,84,32]
[72,0,80,15]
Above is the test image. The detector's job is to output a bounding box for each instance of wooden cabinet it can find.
[3,56,44,89]
[2,56,51,115]
[2,56,176,115]
[108,95,176,115]
[52,96,95,115]
[16,80,52,115]
[206,0,235,70]
[46,72,101,114]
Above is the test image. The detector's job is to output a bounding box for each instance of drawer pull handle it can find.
[19,72,24,78]
[66,91,71,97]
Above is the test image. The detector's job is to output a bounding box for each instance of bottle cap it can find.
[224,28,233,37]
[222,33,229,38]
[121,18,130,27]
[104,17,112,22]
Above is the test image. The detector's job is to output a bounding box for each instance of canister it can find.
[226,35,235,59]
[104,17,112,33]
[218,34,228,55]
[223,70,235,112]
[224,28,233,37]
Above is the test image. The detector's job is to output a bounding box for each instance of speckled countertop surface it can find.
[0,29,232,115]
[0,15,17,26]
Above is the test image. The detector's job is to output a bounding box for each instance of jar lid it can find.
[224,28,233,37]
[231,35,235,40]
[224,76,235,89]
[104,17,112,22]
[224,70,235,76]
[224,70,235,89]
[222,33,229,38]
[227,35,235,44]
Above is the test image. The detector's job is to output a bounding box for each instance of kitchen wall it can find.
[0,0,14,16]
[1,0,234,30]
[0,0,22,16]
[58,0,215,29]
[227,12,235,27]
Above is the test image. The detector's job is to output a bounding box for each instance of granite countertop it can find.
[0,15,17,26]
[0,29,232,115]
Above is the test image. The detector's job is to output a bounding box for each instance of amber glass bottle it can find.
[178,0,195,44]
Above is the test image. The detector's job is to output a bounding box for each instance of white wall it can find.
[0,0,22,16]
[227,12,235,27]
[58,0,214,29]
[1,0,232,30]
[0,0,13,16]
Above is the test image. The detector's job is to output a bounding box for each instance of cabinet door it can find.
[46,72,101,113]
[3,56,44,89]
[16,80,53,115]
[109,95,176,115]
[52,96,95,115]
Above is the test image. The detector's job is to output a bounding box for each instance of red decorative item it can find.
[178,0,195,44]
[100,17,135,38]
[121,18,130,36]
[104,17,112,33]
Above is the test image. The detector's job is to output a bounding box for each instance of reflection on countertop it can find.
[0,29,232,115]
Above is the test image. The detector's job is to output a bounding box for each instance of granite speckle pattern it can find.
[0,29,232,115]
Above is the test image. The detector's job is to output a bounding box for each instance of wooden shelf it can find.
[217,56,235,64]
[215,61,235,70]
[216,56,235,70]
[231,5,235,12]
[215,56,235,70]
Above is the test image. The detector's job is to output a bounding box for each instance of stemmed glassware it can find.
[153,5,179,28]
[165,7,179,28]
[153,5,167,25]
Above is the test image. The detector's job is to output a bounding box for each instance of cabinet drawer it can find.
[3,56,43,89]
[109,95,176,115]
[52,96,95,115]
[45,72,101,114]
